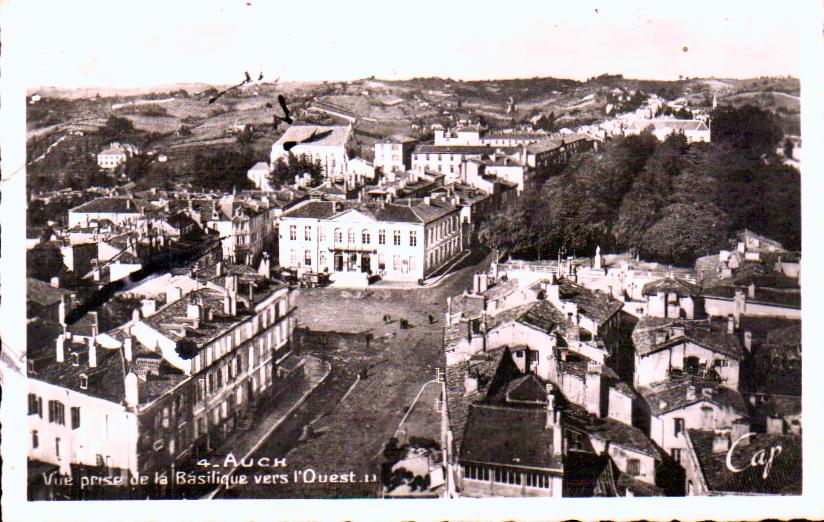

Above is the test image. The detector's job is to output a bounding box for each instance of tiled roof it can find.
[526,140,562,154]
[702,284,800,309]
[28,338,127,404]
[632,317,743,359]
[70,197,143,214]
[459,404,563,471]
[27,278,73,307]
[556,278,623,325]
[637,378,748,417]
[633,119,709,132]
[687,430,801,494]
[283,200,338,220]
[413,144,492,155]
[273,125,352,148]
[641,276,701,297]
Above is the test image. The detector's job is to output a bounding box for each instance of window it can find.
[393,255,401,271]
[304,250,312,266]
[334,228,342,243]
[79,374,88,390]
[409,231,417,246]
[379,229,386,244]
[348,229,355,244]
[28,393,42,417]
[289,225,296,240]
[48,400,65,425]
[393,230,401,246]
[55,437,61,460]
[289,249,298,267]
[32,430,39,449]
[71,407,81,429]
[318,228,325,242]
[409,257,416,272]
[362,229,370,244]
[672,448,682,464]
[378,254,386,270]
[626,458,641,476]
[304,226,311,241]
[319,251,327,270]
[674,417,685,437]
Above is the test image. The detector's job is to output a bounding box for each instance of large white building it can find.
[270,125,354,178]
[625,119,711,143]
[278,199,462,283]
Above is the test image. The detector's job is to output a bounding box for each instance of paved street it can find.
[219,250,492,498]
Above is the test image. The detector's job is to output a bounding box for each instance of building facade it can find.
[278,200,462,283]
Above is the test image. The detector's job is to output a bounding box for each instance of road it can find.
[218,249,492,498]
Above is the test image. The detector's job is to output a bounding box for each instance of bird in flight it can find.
[205,71,255,104]
[268,94,294,130]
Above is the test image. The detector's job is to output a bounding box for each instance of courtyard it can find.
[218,249,492,498]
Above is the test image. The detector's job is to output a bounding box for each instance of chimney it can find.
[734,289,744,326]
[747,282,756,299]
[50,276,60,288]
[743,331,752,352]
[89,311,99,339]
[727,315,735,334]
[56,333,65,363]
[216,261,223,276]
[125,372,139,407]
[186,298,203,322]
[58,295,67,326]
[686,384,696,401]
[545,383,556,427]
[464,375,478,396]
[479,273,488,293]
[87,337,97,368]
[123,336,133,362]
[141,299,157,318]
[423,196,431,206]
[259,252,271,278]
[166,286,183,303]
[712,430,731,453]
[766,415,784,435]
[472,274,481,294]
[731,419,750,445]
[132,308,141,322]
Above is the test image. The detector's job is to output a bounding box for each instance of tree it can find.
[640,202,730,265]
[27,243,66,282]
[711,105,783,155]
[269,154,324,188]
[101,115,135,138]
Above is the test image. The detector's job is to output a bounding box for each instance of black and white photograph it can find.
[1,0,822,520]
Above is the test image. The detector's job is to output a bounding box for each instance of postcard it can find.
[1,1,823,521]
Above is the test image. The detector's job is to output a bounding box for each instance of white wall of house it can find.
[650,401,743,455]
[704,296,801,320]
[28,378,138,476]
[634,341,740,388]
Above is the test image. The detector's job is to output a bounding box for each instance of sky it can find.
[14,0,804,88]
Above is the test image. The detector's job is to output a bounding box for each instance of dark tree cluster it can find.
[269,154,324,188]
[191,148,256,192]
[479,106,799,266]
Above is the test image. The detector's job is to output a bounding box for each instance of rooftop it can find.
[70,197,143,214]
[632,317,743,360]
[27,278,73,307]
[459,403,563,472]
[642,276,701,297]
[703,284,801,309]
[637,378,748,417]
[273,124,352,148]
[687,429,801,495]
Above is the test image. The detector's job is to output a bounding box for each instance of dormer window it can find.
[79,374,88,390]
[71,353,80,366]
